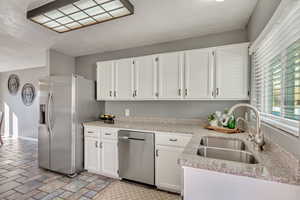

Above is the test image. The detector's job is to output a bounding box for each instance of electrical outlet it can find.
[125,109,130,117]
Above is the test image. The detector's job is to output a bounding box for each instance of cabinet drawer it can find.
[84,126,100,138]
[156,133,192,147]
[102,128,118,140]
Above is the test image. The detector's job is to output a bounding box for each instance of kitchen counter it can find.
[83,118,300,186]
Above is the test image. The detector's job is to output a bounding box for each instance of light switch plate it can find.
[125,109,130,117]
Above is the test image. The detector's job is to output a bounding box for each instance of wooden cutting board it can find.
[204,125,244,134]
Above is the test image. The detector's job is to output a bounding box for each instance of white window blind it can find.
[251,0,300,136]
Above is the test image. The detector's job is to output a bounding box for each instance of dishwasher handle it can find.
[119,136,145,141]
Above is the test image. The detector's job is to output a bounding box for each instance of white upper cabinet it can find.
[96,43,249,101]
[184,49,213,99]
[134,55,157,99]
[115,58,134,100]
[214,43,249,100]
[158,52,184,99]
[97,61,114,100]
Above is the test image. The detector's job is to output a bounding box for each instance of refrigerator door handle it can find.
[46,93,51,134]
[47,92,54,134]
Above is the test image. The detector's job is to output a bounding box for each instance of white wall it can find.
[49,49,75,76]
[247,0,281,42]
[0,67,48,139]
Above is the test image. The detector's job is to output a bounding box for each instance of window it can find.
[251,1,300,136]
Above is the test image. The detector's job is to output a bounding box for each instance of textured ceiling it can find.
[0,0,257,72]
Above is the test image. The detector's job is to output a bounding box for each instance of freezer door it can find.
[38,78,51,169]
[49,76,74,174]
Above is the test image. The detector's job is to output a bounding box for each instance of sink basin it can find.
[200,136,246,151]
[197,147,259,164]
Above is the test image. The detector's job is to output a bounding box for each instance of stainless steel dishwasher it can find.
[118,130,155,185]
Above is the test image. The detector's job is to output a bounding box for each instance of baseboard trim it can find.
[18,136,38,142]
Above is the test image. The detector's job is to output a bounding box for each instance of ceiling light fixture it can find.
[27,0,134,33]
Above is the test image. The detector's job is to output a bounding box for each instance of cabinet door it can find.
[115,58,134,100]
[97,61,114,100]
[185,49,213,99]
[215,44,249,99]
[101,139,118,177]
[156,145,183,193]
[158,52,184,99]
[134,55,157,99]
[84,137,100,172]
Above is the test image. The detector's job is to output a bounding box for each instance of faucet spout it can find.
[228,103,264,151]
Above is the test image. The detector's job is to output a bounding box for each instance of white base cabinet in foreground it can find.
[155,132,192,193]
[84,126,119,178]
[183,167,300,200]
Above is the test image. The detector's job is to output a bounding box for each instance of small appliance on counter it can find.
[100,114,115,124]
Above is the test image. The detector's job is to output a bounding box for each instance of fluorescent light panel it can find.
[27,0,134,33]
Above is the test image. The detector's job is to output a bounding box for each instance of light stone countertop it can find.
[83,119,300,186]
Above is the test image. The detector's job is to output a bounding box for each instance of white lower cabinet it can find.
[84,137,101,173]
[84,126,119,178]
[155,132,192,193]
[101,139,118,177]
[156,145,184,192]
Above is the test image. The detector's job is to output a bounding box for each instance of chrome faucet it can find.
[228,103,265,151]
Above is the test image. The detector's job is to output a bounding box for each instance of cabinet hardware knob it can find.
[156,149,159,157]
[178,89,181,96]
[114,91,117,97]
[169,138,178,142]
[109,91,112,97]
[216,88,219,96]
[185,89,188,96]
[95,141,98,148]
[87,131,94,133]
[105,133,111,136]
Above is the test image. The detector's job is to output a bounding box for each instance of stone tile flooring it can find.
[0,138,112,200]
[0,138,181,200]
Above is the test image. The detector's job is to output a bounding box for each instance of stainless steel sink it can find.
[200,136,246,151]
[197,147,258,164]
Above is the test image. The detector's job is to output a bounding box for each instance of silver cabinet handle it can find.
[216,88,219,96]
[169,138,178,142]
[178,89,181,96]
[105,133,111,136]
[185,88,188,96]
[134,90,137,97]
[95,141,98,148]
[109,91,112,97]
[156,149,159,157]
[114,91,117,97]
[100,142,103,149]
[88,131,94,133]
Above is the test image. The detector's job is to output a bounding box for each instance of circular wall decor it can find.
[8,74,20,95]
[21,83,36,106]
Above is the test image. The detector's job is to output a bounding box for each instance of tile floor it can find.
[0,138,112,200]
[0,138,180,200]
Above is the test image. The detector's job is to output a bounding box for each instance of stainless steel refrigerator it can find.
[38,75,100,176]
